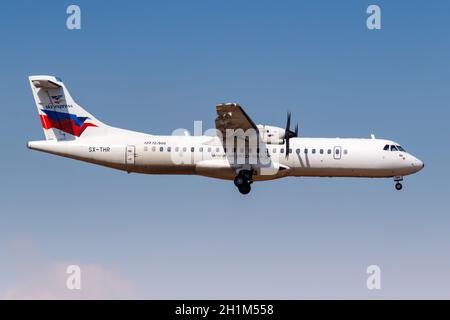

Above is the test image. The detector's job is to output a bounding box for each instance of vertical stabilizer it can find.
[29,75,106,140]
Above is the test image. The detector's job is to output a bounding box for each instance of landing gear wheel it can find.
[234,170,253,194]
[238,183,251,195]
[395,182,403,191]
[242,171,252,181]
[234,176,245,187]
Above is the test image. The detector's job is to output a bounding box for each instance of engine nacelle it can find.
[257,124,285,144]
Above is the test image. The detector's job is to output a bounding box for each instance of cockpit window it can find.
[383,144,389,151]
[390,145,398,151]
[396,145,405,152]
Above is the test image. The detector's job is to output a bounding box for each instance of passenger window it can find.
[383,144,389,151]
[296,148,300,154]
[289,148,292,154]
[304,148,308,154]
[336,149,340,155]
[273,148,277,153]
[320,149,324,154]
[327,149,331,154]
[152,146,156,152]
[207,147,211,152]
[175,147,179,152]
[312,149,316,154]
[167,147,171,152]
[182,147,187,152]
[160,147,164,152]
[391,145,398,151]
[343,149,348,155]
[199,147,203,152]
[191,147,195,152]
[280,148,284,153]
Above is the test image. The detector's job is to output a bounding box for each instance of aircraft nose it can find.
[413,157,424,172]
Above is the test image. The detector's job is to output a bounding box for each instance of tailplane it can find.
[29,75,108,140]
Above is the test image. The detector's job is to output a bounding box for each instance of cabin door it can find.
[126,145,136,165]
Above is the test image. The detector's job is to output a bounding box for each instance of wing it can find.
[215,103,259,139]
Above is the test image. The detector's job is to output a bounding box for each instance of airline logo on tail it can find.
[51,95,65,104]
[39,109,97,137]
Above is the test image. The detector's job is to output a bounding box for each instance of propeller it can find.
[284,111,298,157]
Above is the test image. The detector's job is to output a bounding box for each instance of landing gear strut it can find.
[234,170,253,195]
[394,176,403,191]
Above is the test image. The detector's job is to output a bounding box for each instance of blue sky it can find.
[0,0,449,298]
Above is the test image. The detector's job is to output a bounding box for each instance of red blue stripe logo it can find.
[40,109,97,137]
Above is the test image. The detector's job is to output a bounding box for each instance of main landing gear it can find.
[394,176,403,191]
[234,170,253,195]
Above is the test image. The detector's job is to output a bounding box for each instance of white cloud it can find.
[2,262,135,300]
[1,235,136,300]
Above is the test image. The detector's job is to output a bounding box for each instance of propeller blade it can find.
[284,111,295,157]
[285,136,290,158]
[285,111,291,135]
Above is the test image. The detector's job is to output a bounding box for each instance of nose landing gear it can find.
[234,170,253,195]
[394,176,403,191]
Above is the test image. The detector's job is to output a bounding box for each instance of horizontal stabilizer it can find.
[31,79,62,89]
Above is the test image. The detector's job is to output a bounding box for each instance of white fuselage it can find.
[26,75,424,194]
[28,133,424,181]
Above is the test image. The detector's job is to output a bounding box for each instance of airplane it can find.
[27,75,424,195]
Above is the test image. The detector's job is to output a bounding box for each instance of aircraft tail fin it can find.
[29,75,108,141]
